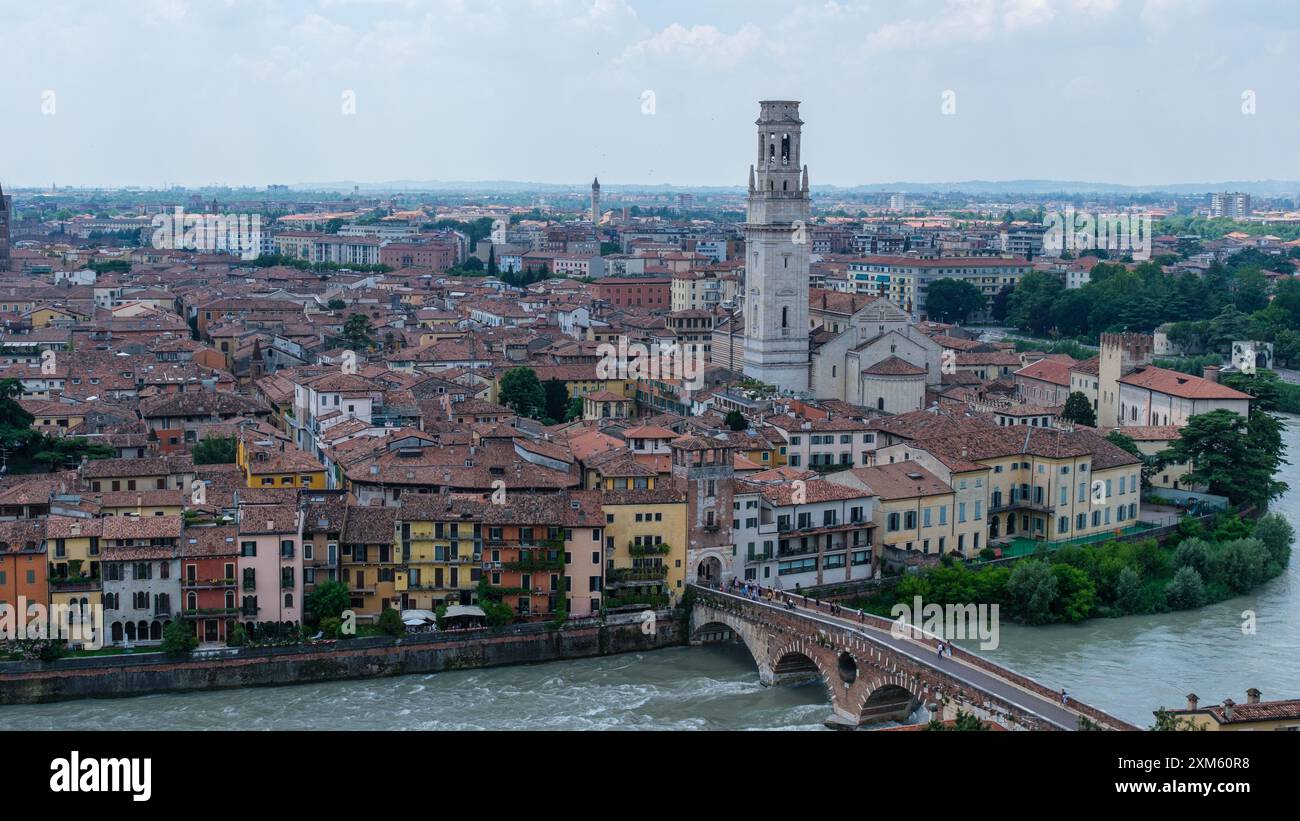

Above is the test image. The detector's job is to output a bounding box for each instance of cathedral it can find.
[736,102,942,411]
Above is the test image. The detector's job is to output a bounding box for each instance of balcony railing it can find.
[49,577,101,592]
[182,577,236,589]
[607,566,667,584]
[182,607,240,619]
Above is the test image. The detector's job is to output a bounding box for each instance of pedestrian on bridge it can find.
[1061,689,1070,707]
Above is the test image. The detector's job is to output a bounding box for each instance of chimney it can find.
[1203,365,1220,383]
[1222,698,1235,721]
[1246,688,1261,704]
[1185,693,1199,711]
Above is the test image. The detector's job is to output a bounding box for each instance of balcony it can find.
[744,552,773,565]
[989,496,1053,515]
[607,566,667,584]
[49,577,101,593]
[182,577,236,590]
[182,607,239,619]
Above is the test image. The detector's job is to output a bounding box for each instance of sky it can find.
[1,0,1298,189]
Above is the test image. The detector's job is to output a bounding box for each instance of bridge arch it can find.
[689,615,770,680]
[769,637,849,706]
[857,674,925,724]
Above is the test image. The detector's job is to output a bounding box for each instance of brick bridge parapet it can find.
[689,587,1138,731]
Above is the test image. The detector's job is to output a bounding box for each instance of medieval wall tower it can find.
[671,435,736,586]
[742,101,811,394]
[1098,332,1154,427]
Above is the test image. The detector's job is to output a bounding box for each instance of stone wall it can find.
[0,611,683,705]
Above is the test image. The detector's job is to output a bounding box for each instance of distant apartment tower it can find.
[591,177,601,225]
[0,182,11,271]
[1210,192,1251,219]
[679,193,695,211]
[889,193,906,211]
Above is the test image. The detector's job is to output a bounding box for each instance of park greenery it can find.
[848,513,1292,626]
[1002,248,1299,368]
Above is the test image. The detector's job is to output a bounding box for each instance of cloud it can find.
[624,23,764,67]
[1003,0,1054,31]
[865,0,999,52]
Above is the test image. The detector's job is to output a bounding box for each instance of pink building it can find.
[237,503,304,631]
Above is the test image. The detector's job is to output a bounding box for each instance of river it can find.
[2,420,1297,731]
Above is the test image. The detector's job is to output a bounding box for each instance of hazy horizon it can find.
[3,0,1298,189]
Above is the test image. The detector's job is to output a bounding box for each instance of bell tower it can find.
[0,182,11,272]
[590,177,601,226]
[742,101,810,394]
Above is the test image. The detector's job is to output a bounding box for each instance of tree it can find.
[193,435,237,465]
[1232,268,1269,313]
[1113,566,1143,614]
[487,245,498,277]
[499,367,546,419]
[991,284,1014,323]
[724,410,748,431]
[1051,563,1096,622]
[1006,271,1064,336]
[1271,329,1300,368]
[925,278,985,324]
[305,580,350,625]
[30,436,116,472]
[1253,513,1295,567]
[336,313,375,351]
[565,396,583,422]
[1164,566,1207,610]
[1208,538,1273,594]
[1158,409,1287,507]
[1006,560,1058,624]
[926,709,987,731]
[326,298,347,310]
[1059,391,1096,426]
[1220,369,1283,413]
[378,607,404,637]
[542,378,570,424]
[161,620,198,655]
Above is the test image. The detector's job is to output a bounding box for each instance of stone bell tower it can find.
[742,101,810,394]
[0,182,11,272]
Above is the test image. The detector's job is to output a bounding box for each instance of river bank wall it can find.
[0,611,684,705]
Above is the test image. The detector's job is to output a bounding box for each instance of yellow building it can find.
[237,437,328,489]
[99,490,185,518]
[45,517,103,647]
[831,463,965,562]
[340,506,399,623]
[599,488,687,607]
[1163,691,1300,731]
[393,495,483,611]
[874,420,1145,551]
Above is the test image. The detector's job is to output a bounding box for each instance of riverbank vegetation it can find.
[847,513,1293,626]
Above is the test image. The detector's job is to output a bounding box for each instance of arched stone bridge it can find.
[690,587,1138,731]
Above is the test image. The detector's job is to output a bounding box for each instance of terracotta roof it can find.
[862,356,927,377]
[846,462,952,500]
[1016,357,1077,386]
[1118,366,1252,400]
